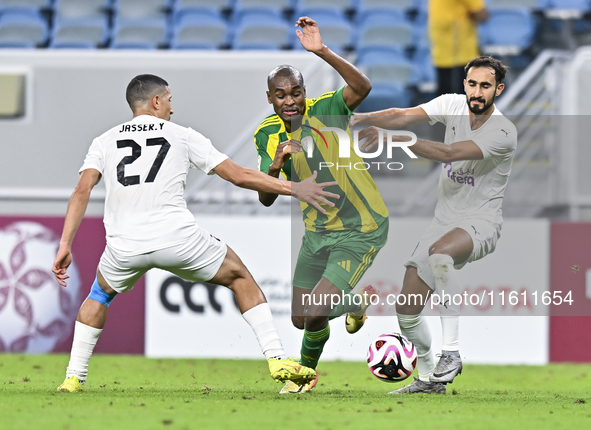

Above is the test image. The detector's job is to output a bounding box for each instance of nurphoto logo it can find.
[302,126,418,171]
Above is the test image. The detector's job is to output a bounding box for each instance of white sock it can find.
[397,314,435,382]
[440,316,460,351]
[65,321,102,385]
[242,303,286,360]
[429,254,461,352]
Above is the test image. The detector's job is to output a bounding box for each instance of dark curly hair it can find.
[464,56,508,85]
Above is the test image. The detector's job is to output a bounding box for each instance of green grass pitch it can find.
[1,354,590,430]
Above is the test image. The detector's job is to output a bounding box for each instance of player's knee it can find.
[396,302,412,315]
[221,264,253,288]
[291,315,305,330]
[428,241,455,256]
[303,310,329,331]
[396,295,425,315]
[428,243,444,256]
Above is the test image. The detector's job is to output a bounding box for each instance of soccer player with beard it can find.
[351,56,517,394]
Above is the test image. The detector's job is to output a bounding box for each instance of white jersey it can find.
[80,114,228,255]
[420,94,517,226]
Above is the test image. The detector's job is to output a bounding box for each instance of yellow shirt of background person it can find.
[429,0,486,68]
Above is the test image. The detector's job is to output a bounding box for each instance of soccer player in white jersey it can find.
[351,56,517,394]
[52,74,339,392]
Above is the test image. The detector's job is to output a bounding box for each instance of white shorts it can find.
[405,218,501,291]
[98,226,227,293]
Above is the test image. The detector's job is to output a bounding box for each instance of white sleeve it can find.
[419,94,460,126]
[187,128,229,174]
[473,123,517,160]
[78,137,104,175]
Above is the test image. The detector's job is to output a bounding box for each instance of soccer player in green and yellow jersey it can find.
[254,17,389,394]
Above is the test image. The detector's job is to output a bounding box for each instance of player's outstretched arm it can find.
[214,159,339,213]
[295,16,371,110]
[357,127,484,162]
[53,168,101,287]
[349,106,431,129]
[258,140,301,207]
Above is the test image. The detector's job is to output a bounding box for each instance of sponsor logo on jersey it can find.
[444,163,475,187]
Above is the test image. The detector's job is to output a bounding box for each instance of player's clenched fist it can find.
[271,139,302,170]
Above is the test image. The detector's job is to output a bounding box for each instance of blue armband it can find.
[87,276,117,307]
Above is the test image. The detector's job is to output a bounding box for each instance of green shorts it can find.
[293,220,389,292]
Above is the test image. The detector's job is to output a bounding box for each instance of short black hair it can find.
[464,56,508,85]
[267,65,304,90]
[126,74,169,111]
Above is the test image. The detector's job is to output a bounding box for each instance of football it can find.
[367,332,417,382]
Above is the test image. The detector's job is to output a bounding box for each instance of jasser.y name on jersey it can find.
[119,123,165,132]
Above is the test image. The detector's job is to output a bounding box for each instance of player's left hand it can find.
[295,17,323,53]
[52,244,72,287]
[358,126,382,152]
[349,114,364,128]
[292,171,339,214]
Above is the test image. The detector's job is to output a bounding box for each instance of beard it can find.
[467,94,495,115]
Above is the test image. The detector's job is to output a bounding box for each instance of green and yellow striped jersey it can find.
[254,87,388,233]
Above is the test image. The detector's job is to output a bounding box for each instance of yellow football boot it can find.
[57,376,83,393]
[268,357,316,385]
[345,285,379,334]
[279,373,319,394]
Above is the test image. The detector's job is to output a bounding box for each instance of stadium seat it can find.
[541,0,591,47]
[410,8,430,47]
[112,0,170,20]
[0,0,52,14]
[413,0,427,9]
[110,42,158,49]
[110,18,169,49]
[294,0,354,12]
[291,7,352,53]
[50,17,109,48]
[48,41,99,49]
[0,10,48,47]
[0,0,51,6]
[172,0,235,19]
[231,10,290,50]
[355,6,406,25]
[0,40,37,48]
[53,0,111,21]
[355,11,413,51]
[357,47,413,86]
[233,0,293,23]
[355,0,414,20]
[487,0,541,9]
[356,82,411,112]
[412,44,437,92]
[544,0,591,17]
[357,0,414,10]
[479,8,537,55]
[170,10,229,49]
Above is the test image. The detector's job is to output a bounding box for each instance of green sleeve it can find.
[309,87,353,130]
[254,133,273,174]
[332,86,354,116]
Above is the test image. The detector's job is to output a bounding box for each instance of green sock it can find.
[300,325,330,369]
[328,291,362,320]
